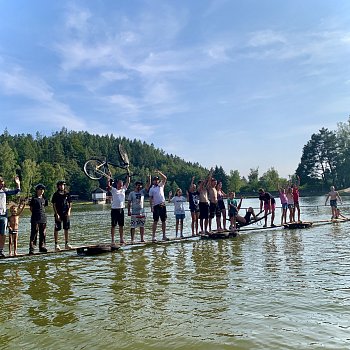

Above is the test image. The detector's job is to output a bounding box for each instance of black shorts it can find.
[153,204,167,222]
[209,202,218,219]
[189,205,200,213]
[217,200,226,211]
[111,208,125,227]
[199,202,209,219]
[55,216,70,231]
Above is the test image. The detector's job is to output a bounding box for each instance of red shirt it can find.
[293,187,299,202]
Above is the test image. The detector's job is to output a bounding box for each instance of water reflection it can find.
[0,197,349,349]
[282,231,304,274]
[25,261,51,327]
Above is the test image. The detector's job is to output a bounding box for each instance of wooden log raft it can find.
[283,222,313,229]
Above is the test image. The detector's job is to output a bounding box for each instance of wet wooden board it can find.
[76,244,120,256]
[0,244,120,260]
[118,234,199,250]
[283,222,313,229]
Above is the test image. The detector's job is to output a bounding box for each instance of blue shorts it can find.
[175,213,185,220]
[0,215,7,235]
[282,203,288,209]
[330,199,337,208]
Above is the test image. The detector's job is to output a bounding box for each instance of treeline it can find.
[296,118,350,192]
[0,128,291,200]
[2,119,349,200]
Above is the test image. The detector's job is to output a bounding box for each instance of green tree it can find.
[336,118,350,188]
[296,128,339,190]
[21,159,40,198]
[259,167,280,192]
[227,170,243,192]
[0,141,18,180]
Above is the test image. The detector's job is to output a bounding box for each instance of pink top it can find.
[279,192,288,204]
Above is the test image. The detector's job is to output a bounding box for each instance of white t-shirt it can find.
[149,183,165,207]
[111,186,127,209]
[171,196,186,215]
[0,189,7,215]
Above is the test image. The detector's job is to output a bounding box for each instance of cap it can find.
[35,183,46,190]
[153,176,160,181]
[135,181,143,186]
[56,180,66,187]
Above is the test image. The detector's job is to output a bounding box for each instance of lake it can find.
[0,196,350,349]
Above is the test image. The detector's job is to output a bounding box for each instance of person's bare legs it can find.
[111,226,115,245]
[180,219,184,237]
[161,221,167,240]
[140,227,145,242]
[152,221,157,240]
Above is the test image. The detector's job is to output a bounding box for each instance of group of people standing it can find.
[0,176,72,257]
[107,168,269,245]
[0,170,346,256]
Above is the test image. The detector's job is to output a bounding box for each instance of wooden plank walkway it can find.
[1,218,348,260]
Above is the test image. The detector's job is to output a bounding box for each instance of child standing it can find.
[7,199,26,256]
[187,176,200,236]
[227,192,239,231]
[325,186,342,219]
[277,185,288,225]
[29,184,48,254]
[169,188,187,238]
[286,187,294,223]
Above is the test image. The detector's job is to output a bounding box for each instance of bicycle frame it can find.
[84,156,132,181]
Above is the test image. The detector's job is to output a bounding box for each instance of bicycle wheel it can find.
[118,144,130,166]
[83,159,106,180]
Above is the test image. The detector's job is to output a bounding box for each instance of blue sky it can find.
[1,0,350,178]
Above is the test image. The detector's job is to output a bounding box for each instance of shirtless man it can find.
[325,186,342,219]
[207,171,218,232]
[198,170,213,234]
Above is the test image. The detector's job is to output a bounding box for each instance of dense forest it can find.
[0,118,349,200]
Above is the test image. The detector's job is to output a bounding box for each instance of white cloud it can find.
[0,64,86,130]
[248,30,287,47]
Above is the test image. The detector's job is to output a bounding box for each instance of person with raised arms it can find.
[292,175,301,222]
[7,199,26,256]
[0,176,21,258]
[107,172,130,246]
[207,174,218,232]
[187,176,200,236]
[198,169,212,234]
[148,170,168,242]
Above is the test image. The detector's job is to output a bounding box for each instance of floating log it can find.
[200,231,231,240]
[283,222,313,229]
[76,244,120,256]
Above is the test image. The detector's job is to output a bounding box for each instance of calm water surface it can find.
[1,196,350,350]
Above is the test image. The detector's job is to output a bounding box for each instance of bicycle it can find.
[83,144,136,180]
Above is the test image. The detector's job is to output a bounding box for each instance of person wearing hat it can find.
[51,180,72,251]
[29,184,48,254]
[148,170,169,241]
[127,180,148,243]
[0,176,21,258]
